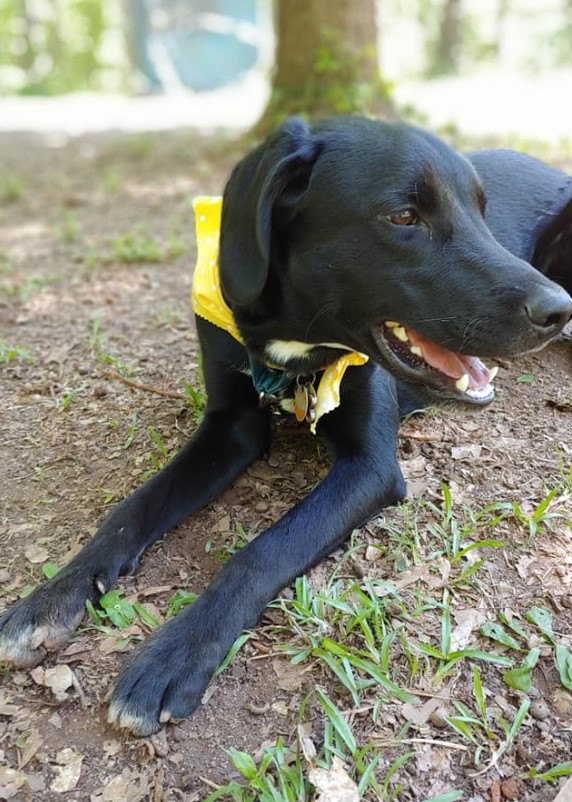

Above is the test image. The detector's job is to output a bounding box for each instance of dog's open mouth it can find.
[372,321,498,404]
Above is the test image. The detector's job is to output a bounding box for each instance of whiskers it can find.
[305,302,336,340]
[404,314,487,352]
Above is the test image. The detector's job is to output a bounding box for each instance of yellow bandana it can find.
[192,196,368,432]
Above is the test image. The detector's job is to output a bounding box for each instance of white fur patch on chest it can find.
[265,339,351,366]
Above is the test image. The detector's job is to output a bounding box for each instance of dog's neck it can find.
[264,338,353,371]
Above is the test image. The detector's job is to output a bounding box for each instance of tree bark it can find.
[256,0,393,133]
[429,0,463,76]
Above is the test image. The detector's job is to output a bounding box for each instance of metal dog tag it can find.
[305,382,317,424]
[294,383,309,422]
[294,379,318,424]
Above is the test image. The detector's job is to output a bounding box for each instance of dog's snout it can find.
[524,284,572,334]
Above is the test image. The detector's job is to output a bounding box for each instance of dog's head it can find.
[219,117,572,406]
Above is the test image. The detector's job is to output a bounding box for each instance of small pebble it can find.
[430,706,450,728]
[93,384,108,398]
[255,500,269,513]
[553,689,572,716]
[149,731,169,758]
[530,700,550,720]
[365,545,381,562]
[561,595,572,609]
[516,740,533,763]
[501,776,520,800]
[271,700,288,716]
[245,702,270,716]
[386,601,402,617]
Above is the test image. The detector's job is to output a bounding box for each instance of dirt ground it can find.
[1,129,571,802]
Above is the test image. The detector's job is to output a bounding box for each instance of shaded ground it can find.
[1,129,572,801]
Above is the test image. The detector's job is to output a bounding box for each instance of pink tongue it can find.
[407,328,490,388]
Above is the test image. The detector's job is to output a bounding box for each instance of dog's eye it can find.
[387,209,419,226]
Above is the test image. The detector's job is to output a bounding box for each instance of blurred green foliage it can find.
[0,0,570,97]
[0,0,127,94]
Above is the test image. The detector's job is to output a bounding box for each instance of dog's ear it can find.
[219,117,321,307]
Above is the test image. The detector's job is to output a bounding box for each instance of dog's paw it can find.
[0,567,104,668]
[108,616,222,736]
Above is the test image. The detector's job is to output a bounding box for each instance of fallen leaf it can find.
[29,667,46,687]
[298,724,317,762]
[428,557,451,589]
[552,775,572,802]
[138,585,175,597]
[44,665,74,700]
[365,545,381,562]
[93,768,150,802]
[372,564,431,597]
[451,444,482,460]
[24,543,49,564]
[99,635,129,655]
[0,766,28,798]
[400,455,428,477]
[0,695,19,717]
[50,748,83,793]
[308,756,359,802]
[553,688,572,716]
[18,727,43,769]
[515,555,535,581]
[272,658,304,691]
[402,687,450,726]
[450,608,487,651]
[490,778,501,802]
[102,739,123,757]
[501,777,520,800]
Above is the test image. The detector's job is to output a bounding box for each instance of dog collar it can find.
[192,196,368,433]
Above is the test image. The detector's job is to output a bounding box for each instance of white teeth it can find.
[455,374,470,393]
[410,345,423,357]
[489,366,499,381]
[385,321,399,328]
[393,326,408,342]
[466,384,494,400]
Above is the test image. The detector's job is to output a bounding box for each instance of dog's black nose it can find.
[524,285,572,334]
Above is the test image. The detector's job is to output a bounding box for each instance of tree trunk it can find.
[256,0,393,134]
[429,0,463,76]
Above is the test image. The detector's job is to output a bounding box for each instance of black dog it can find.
[1,117,571,737]
[468,148,572,295]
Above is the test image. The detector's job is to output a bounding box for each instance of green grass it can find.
[182,378,206,419]
[57,210,82,243]
[0,276,49,303]
[0,340,35,364]
[143,426,176,478]
[12,476,571,799]
[205,689,409,801]
[56,386,84,411]
[112,225,162,263]
[111,223,188,264]
[203,482,572,799]
[88,317,138,376]
[100,167,123,195]
[0,173,26,203]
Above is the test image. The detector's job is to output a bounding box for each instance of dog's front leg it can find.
[109,366,406,735]
[0,376,270,670]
